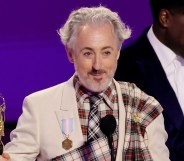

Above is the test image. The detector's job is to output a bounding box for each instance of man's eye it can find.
[84,52,92,56]
[104,51,111,56]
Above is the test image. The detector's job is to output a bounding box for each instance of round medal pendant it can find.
[62,138,72,150]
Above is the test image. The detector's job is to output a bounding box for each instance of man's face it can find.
[166,11,184,58]
[67,23,120,93]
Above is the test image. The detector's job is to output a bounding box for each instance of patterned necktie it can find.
[87,95,103,142]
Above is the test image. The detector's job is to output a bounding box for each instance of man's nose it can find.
[92,55,102,70]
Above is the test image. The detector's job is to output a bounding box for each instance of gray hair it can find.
[58,6,131,49]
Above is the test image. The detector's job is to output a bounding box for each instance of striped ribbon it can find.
[61,118,74,135]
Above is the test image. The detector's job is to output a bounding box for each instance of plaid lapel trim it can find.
[118,81,162,161]
[51,137,110,161]
[51,131,118,161]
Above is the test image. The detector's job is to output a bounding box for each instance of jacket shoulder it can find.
[26,82,66,100]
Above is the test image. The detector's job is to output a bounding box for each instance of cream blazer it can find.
[4,76,170,161]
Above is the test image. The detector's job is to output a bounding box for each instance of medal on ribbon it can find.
[61,118,74,150]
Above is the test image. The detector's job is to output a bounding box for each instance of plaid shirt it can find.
[74,75,119,158]
[51,78,162,161]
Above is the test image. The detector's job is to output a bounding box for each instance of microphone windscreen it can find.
[100,114,117,136]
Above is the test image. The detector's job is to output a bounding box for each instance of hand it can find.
[0,153,10,161]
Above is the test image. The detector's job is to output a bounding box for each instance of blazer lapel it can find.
[114,80,126,161]
[55,76,84,153]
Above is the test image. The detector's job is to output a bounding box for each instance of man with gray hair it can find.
[0,6,169,161]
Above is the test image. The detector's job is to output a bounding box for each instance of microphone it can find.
[100,114,117,161]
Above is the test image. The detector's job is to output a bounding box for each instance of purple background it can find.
[0,0,152,122]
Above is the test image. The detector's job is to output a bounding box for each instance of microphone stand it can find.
[107,135,115,161]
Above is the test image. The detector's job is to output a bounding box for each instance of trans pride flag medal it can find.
[61,118,74,150]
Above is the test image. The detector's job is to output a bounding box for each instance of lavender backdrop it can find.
[0,0,152,122]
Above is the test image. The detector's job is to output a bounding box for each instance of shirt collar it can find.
[147,26,176,68]
[73,75,117,110]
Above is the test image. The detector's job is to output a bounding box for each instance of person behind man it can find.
[0,6,169,161]
[115,0,184,160]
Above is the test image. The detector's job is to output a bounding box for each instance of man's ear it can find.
[65,46,74,63]
[159,9,171,27]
